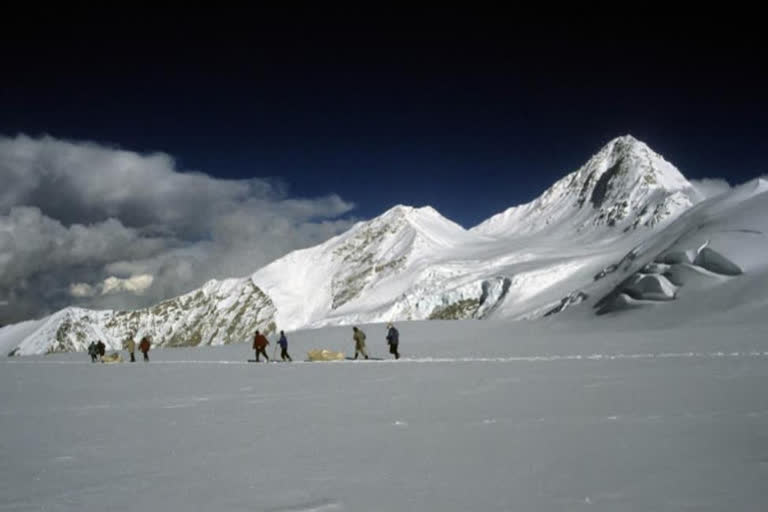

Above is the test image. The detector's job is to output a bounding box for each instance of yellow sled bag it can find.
[307,349,344,362]
[102,352,124,364]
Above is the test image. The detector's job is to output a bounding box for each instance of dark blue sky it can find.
[2,10,766,227]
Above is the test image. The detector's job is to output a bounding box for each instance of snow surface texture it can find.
[2,317,768,511]
[3,135,730,356]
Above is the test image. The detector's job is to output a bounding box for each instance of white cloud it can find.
[70,275,154,297]
[101,274,154,295]
[0,206,164,288]
[689,178,731,199]
[0,134,357,323]
[69,283,97,298]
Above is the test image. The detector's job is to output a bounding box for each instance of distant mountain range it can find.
[6,135,766,356]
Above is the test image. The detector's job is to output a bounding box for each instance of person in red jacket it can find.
[139,336,151,362]
[252,330,270,362]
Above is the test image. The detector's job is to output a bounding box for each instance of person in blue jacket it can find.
[386,323,400,360]
[278,330,292,362]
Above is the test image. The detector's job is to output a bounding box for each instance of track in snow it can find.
[5,350,768,366]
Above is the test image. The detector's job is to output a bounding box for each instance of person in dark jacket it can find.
[253,330,269,362]
[88,342,98,363]
[139,336,151,362]
[277,330,292,362]
[386,323,400,359]
[96,340,106,362]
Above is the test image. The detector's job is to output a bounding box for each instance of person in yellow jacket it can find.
[124,335,136,363]
[352,326,369,360]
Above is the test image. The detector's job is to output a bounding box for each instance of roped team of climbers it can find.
[89,324,401,363]
[249,324,400,363]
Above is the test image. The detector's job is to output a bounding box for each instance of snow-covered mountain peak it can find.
[372,204,461,229]
[583,135,693,194]
[377,204,424,219]
[365,204,473,249]
[472,135,703,238]
[249,203,483,330]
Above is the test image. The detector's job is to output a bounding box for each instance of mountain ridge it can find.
[3,135,730,356]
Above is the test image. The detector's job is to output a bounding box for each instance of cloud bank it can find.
[0,135,356,323]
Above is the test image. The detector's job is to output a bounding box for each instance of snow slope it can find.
[586,178,768,324]
[2,315,768,511]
